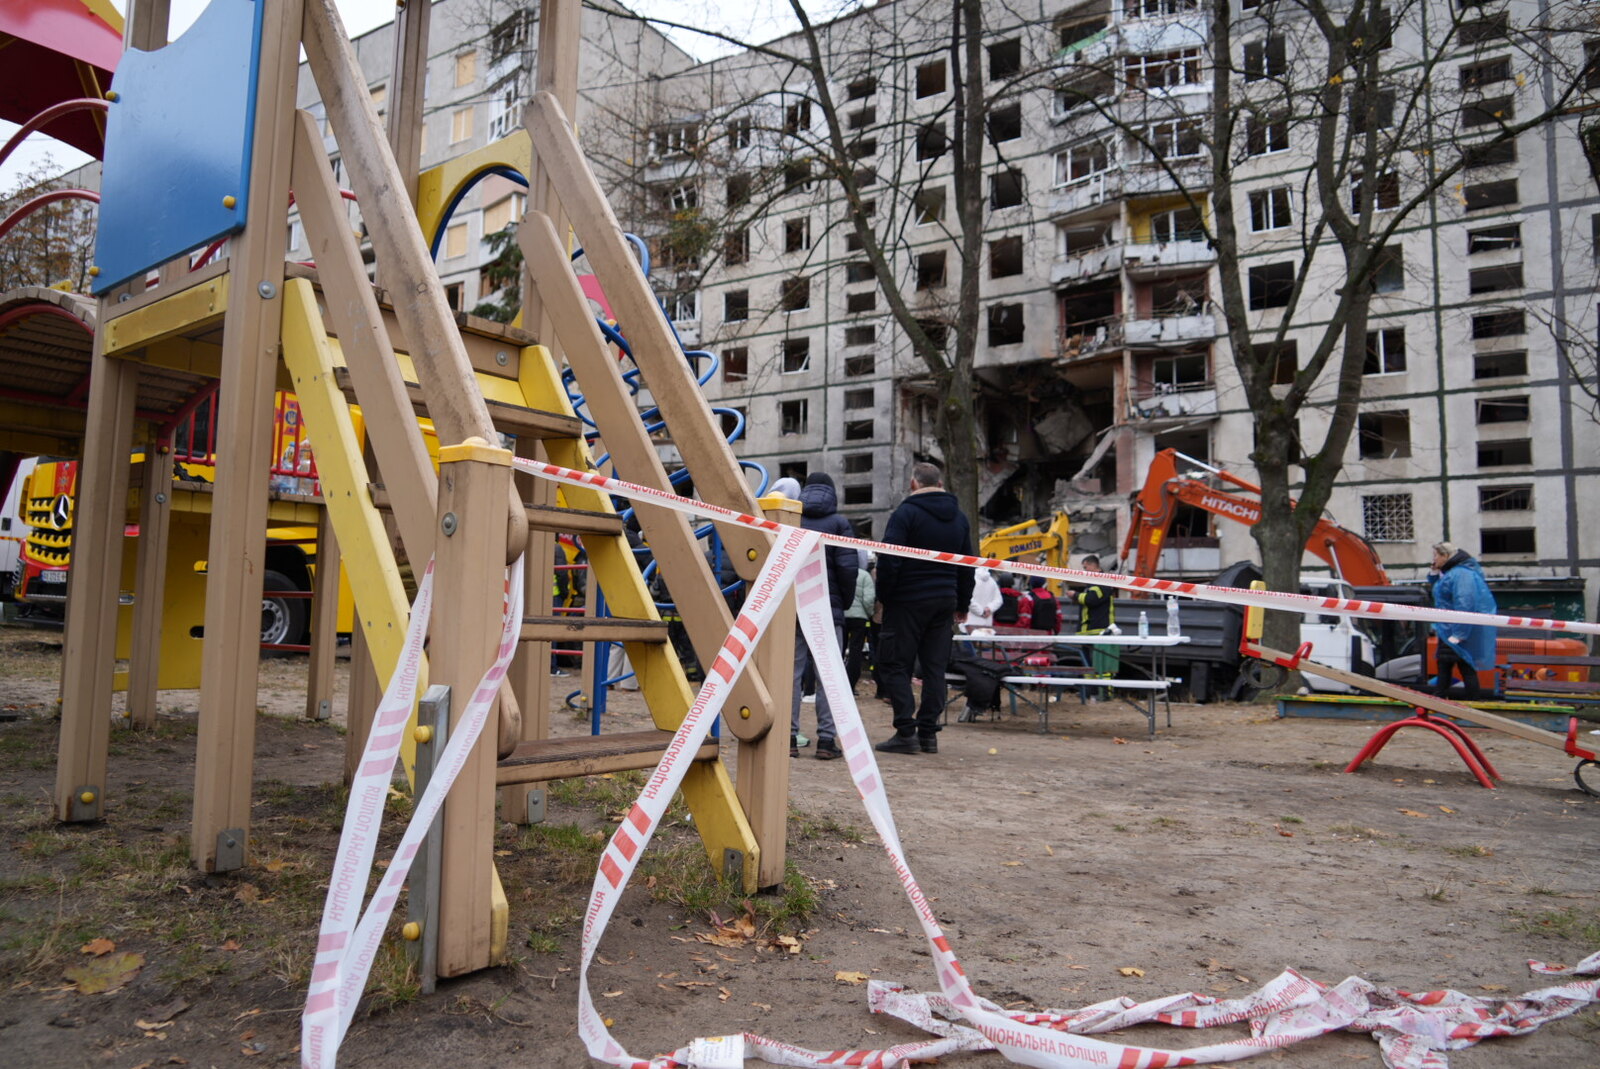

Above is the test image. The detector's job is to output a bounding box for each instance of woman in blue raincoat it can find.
[1427,541,1497,699]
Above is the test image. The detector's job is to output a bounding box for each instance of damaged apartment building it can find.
[277,0,1598,586]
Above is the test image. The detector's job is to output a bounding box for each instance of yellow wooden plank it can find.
[281,280,425,779]
[102,273,229,355]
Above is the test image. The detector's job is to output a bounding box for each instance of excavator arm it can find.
[1122,450,1389,585]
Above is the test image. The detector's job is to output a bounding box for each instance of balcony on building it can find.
[1128,382,1217,424]
[1123,160,1210,198]
[1054,5,1117,71]
[1051,217,1122,284]
[1055,280,1121,364]
[1125,273,1214,346]
[1123,237,1215,277]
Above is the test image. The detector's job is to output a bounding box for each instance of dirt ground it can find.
[1,622,1597,1069]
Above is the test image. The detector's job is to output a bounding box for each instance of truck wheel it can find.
[262,569,308,651]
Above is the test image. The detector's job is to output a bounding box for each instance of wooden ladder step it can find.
[496,729,717,784]
[332,366,582,439]
[368,487,625,537]
[520,616,671,643]
[524,502,625,536]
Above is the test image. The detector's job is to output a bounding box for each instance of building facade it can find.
[272,0,1600,595]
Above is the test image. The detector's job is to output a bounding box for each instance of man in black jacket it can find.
[792,472,857,759]
[874,462,975,754]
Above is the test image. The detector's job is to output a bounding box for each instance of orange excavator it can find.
[1122,449,1390,586]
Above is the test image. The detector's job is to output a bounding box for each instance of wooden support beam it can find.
[302,0,525,566]
[345,610,378,785]
[521,0,579,338]
[433,440,513,978]
[305,508,340,721]
[291,111,437,563]
[517,212,775,743]
[190,0,305,873]
[740,497,799,890]
[523,93,769,580]
[127,444,176,729]
[382,0,429,216]
[54,344,137,821]
[502,435,553,825]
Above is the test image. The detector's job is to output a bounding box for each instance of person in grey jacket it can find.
[844,553,876,692]
[791,472,857,759]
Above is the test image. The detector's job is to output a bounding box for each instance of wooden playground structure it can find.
[3,0,800,984]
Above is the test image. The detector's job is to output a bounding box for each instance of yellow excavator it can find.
[978,512,1072,593]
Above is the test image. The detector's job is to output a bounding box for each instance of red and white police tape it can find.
[300,465,1599,1068]
[557,528,1599,1069]
[301,556,525,1069]
[510,458,1600,639]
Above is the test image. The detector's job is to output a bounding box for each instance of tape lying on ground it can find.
[297,464,1597,1069]
[558,529,1599,1069]
[512,458,1600,638]
[301,556,525,1069]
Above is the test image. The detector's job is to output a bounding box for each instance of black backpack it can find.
[1028,589,1059,632]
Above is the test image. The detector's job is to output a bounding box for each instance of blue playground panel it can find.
[93,0,264,294]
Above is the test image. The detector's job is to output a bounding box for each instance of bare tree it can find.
[1052,0,1593,646]
[589,0,1062,521]
[0,159,97,293]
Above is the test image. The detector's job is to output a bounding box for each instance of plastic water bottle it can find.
[1138,611,1150,638]
[1166,597,1180,637]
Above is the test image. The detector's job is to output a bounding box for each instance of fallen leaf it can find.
[140,997,190,1023]
[1398,809,1430,819]
[1438,806,1455,814]
[1068,964,1089,971]
[233,883,260,903]
[1113,737,1129,745]
[1118,967,1145,977]
[79,938,115,957]
[1275,825,1295,838]
[645,875,658,889]
[1043,844,1054,856]
[240,1042,264,1057]
[219,939,242,953]
[1479,983,1509,992]
[1002,861,1023,867]
[142,1030,167,1040]
[675,981,715,989]
[774,935,802,954]
[493,850,512,858]
[718,987,732,1002]
[751,1002,771,1011]
[240,1030,256,1041]
[64,951,144,994]
[596,955,616,966]
[602,991,623,998]
[1234,974,1254,984]
[603,1017,614,1027]
[264,859,287,873]
[987,748,998,755]
[136,1018,175,1031]
[835,971,870,984]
